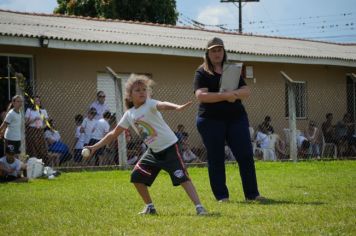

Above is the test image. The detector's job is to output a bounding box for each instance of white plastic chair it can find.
[249,127,255,140]
[255,134,278,161]
[249,127,257,155]
[321,133,337,158]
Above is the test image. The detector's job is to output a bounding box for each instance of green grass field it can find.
[0,161,355,235]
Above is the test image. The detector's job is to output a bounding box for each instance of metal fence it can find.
[1,71,356,169]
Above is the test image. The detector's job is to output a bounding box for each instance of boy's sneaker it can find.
[138,205,157,215]
[196,206,208,216]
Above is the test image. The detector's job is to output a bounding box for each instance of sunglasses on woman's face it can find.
[98,95,106,98]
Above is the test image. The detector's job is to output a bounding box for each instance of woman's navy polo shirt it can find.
[193,66,247,120]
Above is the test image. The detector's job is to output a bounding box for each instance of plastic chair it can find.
[255,134,278,161]
[249,127,257,155]
[321,133,337,158]
[249,127,255,140]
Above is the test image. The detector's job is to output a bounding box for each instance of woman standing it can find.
[0,95,24,154]
[25,96,48,162]
[194,37,264,201]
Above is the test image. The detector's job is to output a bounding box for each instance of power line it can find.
[304,34,356,40]
[177,12,356,42]
[247,12,354,25]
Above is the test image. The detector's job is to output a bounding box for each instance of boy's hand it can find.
[82,146,95,160]
[177,101,193,110]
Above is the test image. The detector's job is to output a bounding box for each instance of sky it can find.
[0,0,355,43]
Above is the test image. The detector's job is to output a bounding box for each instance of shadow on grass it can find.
[230,198,325,206]
[160,211,222,217]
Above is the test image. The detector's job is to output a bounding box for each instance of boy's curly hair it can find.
[124,74,154,109]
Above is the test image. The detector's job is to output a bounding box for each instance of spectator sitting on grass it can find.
[0,144,28,183]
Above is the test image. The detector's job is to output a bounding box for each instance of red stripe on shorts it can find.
[174,144,190,178]
[134,163,152,176]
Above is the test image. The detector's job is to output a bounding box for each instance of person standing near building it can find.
[0,95,23,154]
[25,96,48,161]
[81,108,97,147]
[90,91,110,120]
[193,37,264,202]
[321,113,336,143]
[73,114,85,163]
[88,111,111,165]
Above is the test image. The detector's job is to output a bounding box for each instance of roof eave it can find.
[1,35,355,68]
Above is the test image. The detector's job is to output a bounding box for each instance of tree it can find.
[54,0,178,25]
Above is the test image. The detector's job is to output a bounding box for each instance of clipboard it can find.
[219,62,243,92]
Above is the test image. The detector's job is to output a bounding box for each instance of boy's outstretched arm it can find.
[86,124,126,153]
[156,101,192,111]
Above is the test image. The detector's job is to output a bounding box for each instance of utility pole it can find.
[220,0,259,33]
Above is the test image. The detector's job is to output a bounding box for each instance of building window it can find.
[285,82,307,119]
[0,55,33,111]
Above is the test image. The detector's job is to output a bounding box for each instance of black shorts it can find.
[5,139,21,154]
[131,143,190,186]
[0,175,18,183]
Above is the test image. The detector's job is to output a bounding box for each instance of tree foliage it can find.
[54,0,178,25]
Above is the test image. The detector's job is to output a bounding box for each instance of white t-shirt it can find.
[25,108,48,128]
[44,130,61,143]
[75,126,85,149]
[81,118,97,144]
[0,156,21,177]
[297,135,308,148]
[91,118,110,140]
[183,150,197,162]
[90,101,110,120]
[256,131,270,149]
[4,109,22,141]
[118,99,178,153]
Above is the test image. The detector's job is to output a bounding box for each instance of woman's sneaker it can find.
[138,205,157,215]
[246,195,267,202]
[196,206,208,216]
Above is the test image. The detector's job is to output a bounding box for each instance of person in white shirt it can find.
[74,114,85,163]
[256,130,270,149]
[0,144,27,182]
[44,119,70,166]
[88,111,111,166]
[90,91,110,120]
[297,133,310,158]
[86,74,207,216]
[24,96,48,161]
[0,95,23,154]
[304,120,320,157]
[81,108,97,146]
